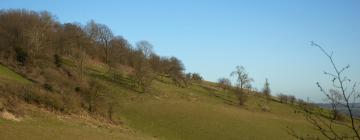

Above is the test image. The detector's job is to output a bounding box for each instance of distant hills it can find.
[316,103,360,117]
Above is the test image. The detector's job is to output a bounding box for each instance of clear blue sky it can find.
[2,0,359,102]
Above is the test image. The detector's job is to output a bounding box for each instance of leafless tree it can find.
[218,77,232,90]
[84,79,105,113]
[230,65,253,106]
[163,57,186,87]
[84,20,100,41]
[288,42,360,140]
[63,23,89,81]
[230,66,253,89]
[98,24,113,65]
[191,73,203,81]
[136,40,153,59]
[262,78,271,102]
[26,12,53,62]
[107,36,131,75]
[234,87,247,106]
[288,95,296,104]
[85,21,114,64]
[132,50,154,93]
[277,93,289,103]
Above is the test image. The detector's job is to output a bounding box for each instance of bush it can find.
[278,94,288,103]
[75,86,81,92]
[191,73,203,81]
[43,83,53,91]
[288,95,296,104]
[234,88,247,106]
[15,47,28,66]
[54,54,62,67]
[0,84,74,113]
[217,77,231,90]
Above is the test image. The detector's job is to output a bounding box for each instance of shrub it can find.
[189,73,203,82]
[217,77,231,90]
[75,86,81,92]
[234,87,247,106]
[43,83,53,91]
[54,54,62,67]
[15,47,28,66]
[288,95,296,104]
[0,84,69,112]
[277,93,289,103]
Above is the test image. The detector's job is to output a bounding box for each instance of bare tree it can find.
[289,42,360,140]
[98,24,113,65]
[136,40,153,59]
[234,87,247,106]
[262,78,271,102]
[75,47,87,81]
[277,93,289,103]
[218,77,232,90]
[63,23,88,81]
[83,79,105,113]
[106,36,131,75]
[230,66,253,89]
[84,20,100,41]
[85,21,113,64]
[26,12,52,62]
[132,50,154,93]
[288,95,296,104]
[230,66,253,106]
[165,57,186,87]
[191,73,203,82]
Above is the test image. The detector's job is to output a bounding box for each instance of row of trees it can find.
[0,9,187,92]
[0,9,188,121]
[277,93,296,104]
[186,73,203,82]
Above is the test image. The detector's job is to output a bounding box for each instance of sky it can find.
[1,0,359,102]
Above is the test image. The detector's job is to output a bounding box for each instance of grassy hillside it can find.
[113,84,318,140]
[81,62,321,139]
[0,109,153,140]
[0,9,355,140]
[0,62,323,140]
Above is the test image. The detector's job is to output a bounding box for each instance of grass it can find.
[0,61,340,140]
[0,64,30,84]
[84,63,326,140]
[0,110,152,140]
[85,68,321,140]
[116,88,320,140]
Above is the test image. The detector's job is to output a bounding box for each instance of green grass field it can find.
[0,110,153,140]
[88,69,321,140]
[0,63,325,140]
[115,86,318,140]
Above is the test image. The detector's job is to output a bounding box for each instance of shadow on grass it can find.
[197,83,237,106]
[87,69,142,94]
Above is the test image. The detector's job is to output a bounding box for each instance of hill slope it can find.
[0,9,326,140]
[0,63,319,140]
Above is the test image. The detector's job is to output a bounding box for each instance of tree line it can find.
[0,9,188,121]
[0,9,189,90]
